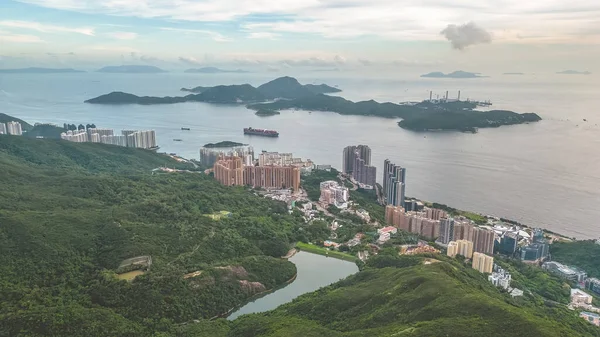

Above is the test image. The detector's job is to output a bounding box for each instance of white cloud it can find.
[0,20,94,36]
[160,27,231,42]
[179,56,203,66]
[0,29,45,43]
[106,31,138,40]
[247,32,280,39]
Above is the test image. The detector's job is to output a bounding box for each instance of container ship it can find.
[243,127,279,137]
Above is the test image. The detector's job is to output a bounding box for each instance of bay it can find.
[0,72,598,238]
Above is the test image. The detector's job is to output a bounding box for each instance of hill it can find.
[551,240,600,278]
[185,67,249,74]
[304,83,342,94]
[0,136,308,336]
[97,65,167,73]
[257,76,314,99]
[23,124,66,139]
[0,113,33,131]
[0,67,85,73]
[229,255,599,337]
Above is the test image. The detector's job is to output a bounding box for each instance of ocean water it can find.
[0,72,599,238]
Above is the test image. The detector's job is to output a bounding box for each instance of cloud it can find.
[179,56,203,66]
[440,22,492,50]
[280,55,347,67]
[161,27,230,42]
[0,29,45,43]
[358,58,372,66]
[0,20,94,36]
[247,32,279,39]
[392,59,443,66]
[106,31,138,40]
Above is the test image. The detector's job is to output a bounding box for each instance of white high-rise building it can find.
[0,123,6,134]
[6,122,23,136]
[90,133,101,143]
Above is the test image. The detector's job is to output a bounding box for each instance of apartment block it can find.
[6,121,23,136]
[473,227,495,255]
[213,156,244,186]
[472,252,494,273]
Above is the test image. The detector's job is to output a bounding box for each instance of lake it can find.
[0,72,599,238]
[227,251,359,320]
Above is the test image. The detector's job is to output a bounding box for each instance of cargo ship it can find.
[243,127,279,137]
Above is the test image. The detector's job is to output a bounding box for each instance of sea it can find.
[0,72,599,239]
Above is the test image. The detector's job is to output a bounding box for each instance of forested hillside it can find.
[0,135,302,336]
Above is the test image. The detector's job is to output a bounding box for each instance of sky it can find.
[0,0,599,74]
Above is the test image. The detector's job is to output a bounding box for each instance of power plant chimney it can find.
[429,91,432,101]
[445,91,448,100]
[458,90,461,101]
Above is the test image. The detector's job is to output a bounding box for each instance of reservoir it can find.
[228,251,359,320]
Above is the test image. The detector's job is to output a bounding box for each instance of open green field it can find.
[295,242,358,263]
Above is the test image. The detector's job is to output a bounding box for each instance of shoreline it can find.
[211,271,299,321]
[295,242,358,263]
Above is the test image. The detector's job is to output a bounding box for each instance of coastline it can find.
[295,242,358,263]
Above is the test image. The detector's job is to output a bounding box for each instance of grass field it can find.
[295,242,358,262]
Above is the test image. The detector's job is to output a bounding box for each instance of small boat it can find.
[181,127,191,130]
[173,139,183,142]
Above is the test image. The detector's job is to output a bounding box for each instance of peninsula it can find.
[97,65,167,73]
[248,95,541,132]
[556,70,591,75]
[421,71,485,78]
[203,141,246,148]
[0,67,85,74]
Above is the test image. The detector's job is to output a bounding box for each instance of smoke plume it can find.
[441,22,492,50]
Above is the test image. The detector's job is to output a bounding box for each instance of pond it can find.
[228,251,359,320]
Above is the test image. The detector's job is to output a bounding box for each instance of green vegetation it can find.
[229,258,600,337]
[349,188,385,223]
[24,124,67,139]
[295,242,357,262]
[551,240,600,278]
[255,108,281,116]
[301,169,341,201]
[203,141,245,148]
[249,95,541,132]
[0,135,305,336]
[0,112,33,131]
[431,202,488,225]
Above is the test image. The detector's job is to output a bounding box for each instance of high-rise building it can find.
[87,128,114,138]
[6,122,23,136]
[383,160,406,207]
[473,227,495,255]
[439,218,455,244]
[456,240,474,258]
[497,233,519,255]
[0,123,6,135]
[345,145,376,187]
[472,252,494,273]
[319,181,349,208]
[90,133,101,143]
[454,222,475,241]
[213,156,245,186]
[447,241,458,257]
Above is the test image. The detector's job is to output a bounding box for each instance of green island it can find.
[254,108,281,117]
[89,76,341,104]
[0,115,596,336]
[203,141,246,148]
[249,95,541,132]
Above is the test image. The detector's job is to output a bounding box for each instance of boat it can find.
[181,127,191,130]
[173,139,183,142]
[243,127,279,137]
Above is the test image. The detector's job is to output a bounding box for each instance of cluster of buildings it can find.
[400,242,440,255]
[319,181,349,209]
[0,121,23,136]
[488,264,512,290]
[213,154,303,192]
[199,146,255,168]
[342,145,376,188]
[376,226,397,244]
[60,128,158,149]
[494,225,549,263]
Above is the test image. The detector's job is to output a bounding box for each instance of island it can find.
[421,70,486,78]
[557,70,591,75]
[88,76,342,104]
[248,94,541,132]
[185,67,249,74]
[255,108,281,117]
[97,65,167,73]
[0,67,85,74]
[504,72,525,75]
[203,141,246,148]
